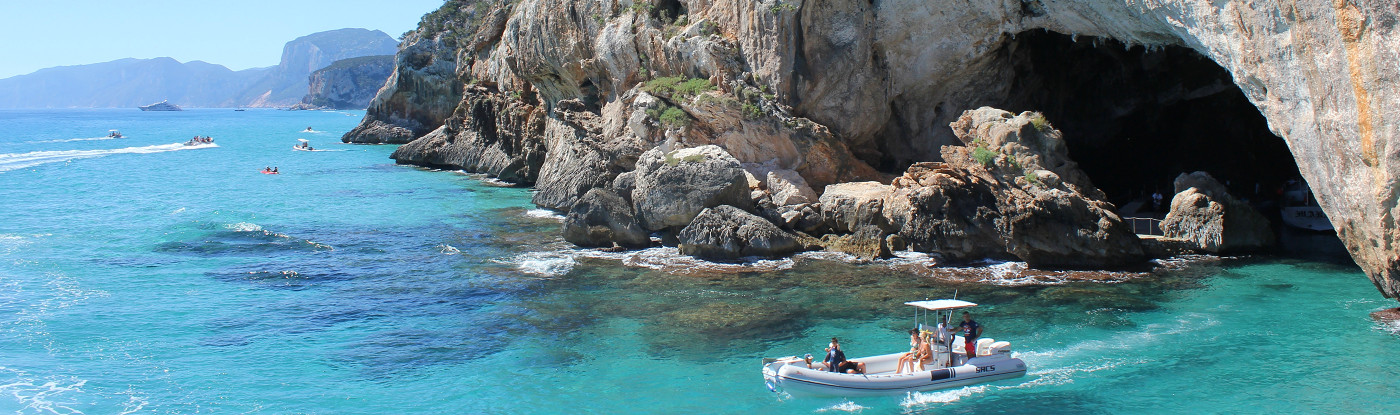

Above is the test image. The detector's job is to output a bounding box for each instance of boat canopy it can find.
[297,138,309,142]
[904,299,977,311]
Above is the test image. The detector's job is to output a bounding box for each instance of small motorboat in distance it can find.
[761,299,1026,397]
[107,130,123,139]
[293,139,315,151]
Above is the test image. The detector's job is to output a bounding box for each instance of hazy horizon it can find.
[0,0,445,79]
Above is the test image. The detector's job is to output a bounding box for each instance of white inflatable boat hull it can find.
[762,352,1026,397]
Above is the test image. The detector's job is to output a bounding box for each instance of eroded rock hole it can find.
[996,31,1300,209]
[651,0,685,22]
[877,30,1345,258]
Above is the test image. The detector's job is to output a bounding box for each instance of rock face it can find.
[678,205,802,260]
[824,108,1145,267]
[631,145,752,231]
[352,0,1400,299]
[562,188,651,248]
[390,85,547,183]
[1162,172,1275,253]
[298,55,395,110]
[236,28,398,108]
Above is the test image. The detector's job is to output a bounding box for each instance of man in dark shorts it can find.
[959,312,983,360]
[823,337,866,374]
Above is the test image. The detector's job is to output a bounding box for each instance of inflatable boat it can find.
[761,299,1026,397]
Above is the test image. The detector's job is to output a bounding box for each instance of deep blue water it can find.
[1,109,1397,414]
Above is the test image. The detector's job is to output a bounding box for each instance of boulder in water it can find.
[632,145,752,231]
[1162,171,1275,253]
[678,205,802,260]
[562,188,651,248]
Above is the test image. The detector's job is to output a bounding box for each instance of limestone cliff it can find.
[298,55,395,110]
[348,0,1400,299]
[236,28,398,108]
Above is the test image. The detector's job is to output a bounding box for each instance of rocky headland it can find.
[294,55,396,110]
[344,1,1400,301]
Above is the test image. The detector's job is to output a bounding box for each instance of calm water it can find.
[1,109,1397,414]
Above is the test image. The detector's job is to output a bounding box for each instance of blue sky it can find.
[0,0,446,79]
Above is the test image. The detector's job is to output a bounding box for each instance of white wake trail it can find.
[0,143,217,172]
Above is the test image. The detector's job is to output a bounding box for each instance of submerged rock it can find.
[562,188,651,248]
[1162,171,1275,253]
[678,205,801,260]
[632,146,752,231]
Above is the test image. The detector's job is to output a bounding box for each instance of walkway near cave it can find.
[1125,216,1164,237]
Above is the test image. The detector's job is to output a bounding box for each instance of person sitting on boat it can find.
[272,167,278,173]
[959,312,983,359]
[823,337,865,374]
[895,329,922,374]
[914,331,937,371]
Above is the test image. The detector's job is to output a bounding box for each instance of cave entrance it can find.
[993,30,1299,209]
[921,30,1346,260]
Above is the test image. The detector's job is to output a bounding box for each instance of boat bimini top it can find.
[904,299,977,311]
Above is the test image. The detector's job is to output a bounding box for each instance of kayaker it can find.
[272,167,278,173]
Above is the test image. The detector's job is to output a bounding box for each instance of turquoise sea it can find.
[1,109,1398,414]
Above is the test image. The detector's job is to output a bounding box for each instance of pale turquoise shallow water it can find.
[1,109,1397,414]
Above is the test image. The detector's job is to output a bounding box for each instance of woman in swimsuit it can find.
[895,329,922,374]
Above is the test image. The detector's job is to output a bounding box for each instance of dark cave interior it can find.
[996,30,1302,208]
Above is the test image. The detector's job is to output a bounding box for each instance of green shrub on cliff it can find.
[1029,113,1052,132]
[647,105,690,128]
[1023,168,1043,187]
[644,77,714,98]
[742,103,764,120]
[972,146,997,167]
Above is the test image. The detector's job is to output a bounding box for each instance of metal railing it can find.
[1124,217,1164,236]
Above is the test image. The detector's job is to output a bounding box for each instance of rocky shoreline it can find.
[345,1,1398,299]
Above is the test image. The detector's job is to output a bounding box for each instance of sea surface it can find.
[1,109,1397,414]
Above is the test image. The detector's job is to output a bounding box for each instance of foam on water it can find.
[578,246,797,275]
[814,400,867,413]
[0,368,89,415]
[0,142,218,172]
[503,251,577,277]
[525,209,564,221]
[224,222,263,232]
[900,385,988,407]
[33,136,121,143]
[438,244,461,255]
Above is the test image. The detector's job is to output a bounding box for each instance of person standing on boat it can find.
[959,312,982,359]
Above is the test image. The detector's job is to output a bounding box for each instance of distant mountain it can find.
[0,58,269,108]
[0,28,398,109]
[233,28,398,108]
[296,55,395,110]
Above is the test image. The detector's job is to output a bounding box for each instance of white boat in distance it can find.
[139,100,182,111]
[761,299,1026,397]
